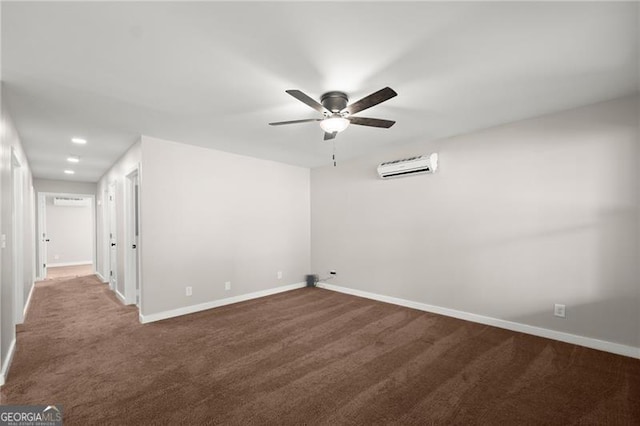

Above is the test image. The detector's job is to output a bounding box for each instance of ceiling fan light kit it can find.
[319,116,350,134]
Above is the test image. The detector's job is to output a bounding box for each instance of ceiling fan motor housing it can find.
[321,91,349,114]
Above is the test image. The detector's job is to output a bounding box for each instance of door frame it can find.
[101,188,109,283]
[36,191,97,280]
[11,149,24,324]
[124,167,141,306]
[36,193,47,280]
[107,182,119,296]
[29,185,36,286]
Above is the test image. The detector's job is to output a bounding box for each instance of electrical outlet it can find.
[54,254,60,260]
[277,271,283,280]
[225,281,231,291]
[554,304,566,318]
[185,286,192,296]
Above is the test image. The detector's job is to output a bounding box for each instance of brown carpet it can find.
[1,275,638,425]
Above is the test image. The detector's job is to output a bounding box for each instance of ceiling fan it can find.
[269,87,397,140]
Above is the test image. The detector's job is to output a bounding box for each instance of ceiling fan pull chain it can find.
[333,140,337,167]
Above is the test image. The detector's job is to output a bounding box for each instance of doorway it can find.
[108,183,118,295]
[36,192,96,281]
[125,169,140,306]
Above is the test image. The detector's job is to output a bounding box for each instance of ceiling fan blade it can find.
[269,118,321,126]
[344,87,397,115]
[348,117,396,128]
[324,131,337,141]
[286,90,329,114]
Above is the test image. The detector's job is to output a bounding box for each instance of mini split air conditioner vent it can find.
[53,197,90,207]
[377,153,438,179]
[379,156,423,166]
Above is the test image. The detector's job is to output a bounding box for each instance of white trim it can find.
[30,185,37,284]
[23,282,35,319]
[317,282,640,360]
[137,163,144,314]
[115,289,127,305]
[0,339,16,387]
[47,261,93,268]
[95,272,108,283]
[140,282,306,324]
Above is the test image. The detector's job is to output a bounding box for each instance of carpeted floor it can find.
[1,275,638,425]
[45,264,94,280]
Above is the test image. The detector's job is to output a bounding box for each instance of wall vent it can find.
[53,197,90,207]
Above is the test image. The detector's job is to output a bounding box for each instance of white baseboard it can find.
[115,289,127,304]
[48,261,93,268]
[23,282,35,319]
[0,339,16,387]
[140,282,306,324]
[95,272,107,283]
[317,282,640,360]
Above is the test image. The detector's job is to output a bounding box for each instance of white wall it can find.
[45,196,93,266]
[33,179,96,195]
[1,91,35,384]
[311,95,639,351]
[637,6,640,341]
[139,135,310,317]
[96,140,141,296]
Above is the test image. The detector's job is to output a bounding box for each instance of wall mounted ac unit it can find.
[377,153,438,179]
[53,197,90,207]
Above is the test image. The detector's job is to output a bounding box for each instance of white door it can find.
[102,189,109,283]
[125,170,140,306]
[37,194,48,279]
[12,150,24,323]
[108,183,117,291]
[134,175,140,306]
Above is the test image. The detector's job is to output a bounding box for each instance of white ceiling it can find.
[2,2,638,182]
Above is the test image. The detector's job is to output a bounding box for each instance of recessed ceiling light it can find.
[71,138,87,144]
[67,156,80,163]
[64,170,75,175]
